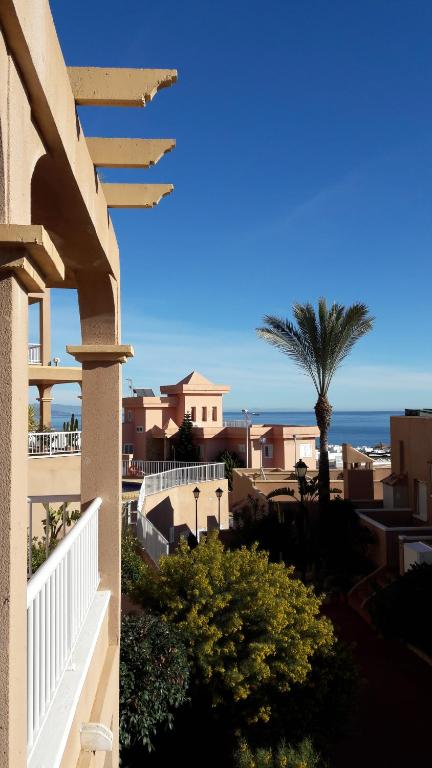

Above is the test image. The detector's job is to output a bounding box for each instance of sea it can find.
[47,406,401,450]
[224,410,403,449]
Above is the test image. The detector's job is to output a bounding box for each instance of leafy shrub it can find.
[235,737,324,768]
[120,613,190,751]
[121,531,148,596]
[368,562,432,654]
[137,533,334,726]
[216,449,244,490]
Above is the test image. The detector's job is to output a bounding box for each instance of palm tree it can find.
[257,298,374,505]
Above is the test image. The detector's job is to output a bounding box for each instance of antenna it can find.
[125,377,133,396]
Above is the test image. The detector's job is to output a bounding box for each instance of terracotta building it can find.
[0,1,176,765]
[123,370,319,470]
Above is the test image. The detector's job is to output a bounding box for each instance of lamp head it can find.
[215,487,223,499]
[294,459,308,479]
[193,486,201,500]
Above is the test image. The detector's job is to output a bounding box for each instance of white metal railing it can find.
[28,343,41,364]
[223,419,246,428]
[138,462,225,511]
[28,431,81,456]
[136,514,169,563]
[123,459,203,477]
[27,496,101,755]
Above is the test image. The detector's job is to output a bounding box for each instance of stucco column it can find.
[37,383,52,427]
[0,273,28,768]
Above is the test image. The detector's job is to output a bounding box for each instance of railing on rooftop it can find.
[27,495,101,755]
[223,419,246,428]
[138,462,225,511]
[123,459,204,478]
[28,343,41,364]
[28,431,81,456]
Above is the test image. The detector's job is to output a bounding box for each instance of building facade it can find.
[123,370,319,470]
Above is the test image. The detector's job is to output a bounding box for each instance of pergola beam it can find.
[68,67,177,107]
[86,138,175,168]
[102,184,174,209]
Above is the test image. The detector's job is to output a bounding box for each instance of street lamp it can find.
[242,409,260,468]
[294,459,308,579]
[259,436,267,472]
[215,487,223,528]
[193,486,200,542]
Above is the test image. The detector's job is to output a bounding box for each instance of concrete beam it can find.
[86,138,175,168]
[0,225,65,285]
[68,67,177,107]
[101,184,174,209]
[67,345,134,364]
[28,366,83,386]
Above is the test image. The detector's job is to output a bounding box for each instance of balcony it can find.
[28,431,81,456]
[28,343,41,364]
[122,458,204,478]
[26,494,108,767]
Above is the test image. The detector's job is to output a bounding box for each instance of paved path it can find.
[325,603,431,768]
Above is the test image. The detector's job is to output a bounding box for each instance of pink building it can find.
[123,371,319,470]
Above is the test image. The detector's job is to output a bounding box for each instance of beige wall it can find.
[28,454,80,496]
[391,416,432,523]
[141,478,229,542]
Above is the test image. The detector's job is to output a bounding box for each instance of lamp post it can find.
[215,487,223,529]
[259,436,267,472]
[294,459,308,579]
[193,486,200,543]
[242,409,260,468]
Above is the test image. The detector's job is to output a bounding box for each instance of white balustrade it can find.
[123,459,203,477]
[27,496,101,755]
[223,419,246,428]
[28,343,41,364]
[138,462,225,511]
[136,514,169,563]
[28,431,81,456]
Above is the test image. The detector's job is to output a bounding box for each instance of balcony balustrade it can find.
[122,458,204,478]
[27,495,101,759]
[28,431,81,456]
[28,343,41,364]
[122,501,169,564]
[223,419,246,428]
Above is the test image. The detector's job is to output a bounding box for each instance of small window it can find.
[191,407,196,422]
[127,410,133,423]
[124,443,134,454]
[264,444,273,459]
[212,406,217,421]
[136,426,144,433]
[238,444,246,453]
[202,407,207,422]
[299,443,312,459]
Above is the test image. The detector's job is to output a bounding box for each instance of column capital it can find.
[66,344,134,364]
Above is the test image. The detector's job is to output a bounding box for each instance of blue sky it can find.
[43,0,432,410]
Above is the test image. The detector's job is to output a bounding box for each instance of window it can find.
[212,406,217,421]
[191,407,196,422]
[127,410,133,423]
[202,407,207,422]
[123,443,134,454]
[238,444,245,453]
[264,444,273,459]
[399,440,405,473]
[136,426,144,433]
[299,443,312,459]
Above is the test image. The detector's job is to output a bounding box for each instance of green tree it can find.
[257,299,373,504]
[216,449,243,490]
[28,404,39,432]
[235,737,324,768]
[120,613,190,752]
[137,534,334,726]
[173,412,199,461]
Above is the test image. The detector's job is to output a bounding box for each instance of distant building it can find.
[123,370,319,470]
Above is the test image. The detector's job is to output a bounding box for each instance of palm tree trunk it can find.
[314,394,333,506]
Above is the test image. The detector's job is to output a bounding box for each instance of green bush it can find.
[120,613,190,751]
[136,533,334,727]
[121,531,148,597]
[235,737,324,768]
[368,562,432,654]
